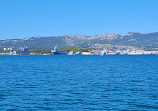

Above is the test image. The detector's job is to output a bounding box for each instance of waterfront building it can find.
[128,50,144,55]
[90,50,100,55]
[3,47,12,51]
[107,50,116,55]
[3,48,7,51]
[115,50,121,55]
[82,52,91,55]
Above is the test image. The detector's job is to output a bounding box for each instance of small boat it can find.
[68,51,74,55]
[100,49,106,56]
[75,51,81,55]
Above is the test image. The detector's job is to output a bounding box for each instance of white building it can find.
[82,52,91,55]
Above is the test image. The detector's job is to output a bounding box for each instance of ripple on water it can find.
[0,55,158,110]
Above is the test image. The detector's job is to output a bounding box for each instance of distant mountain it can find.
[121,32,158,50]
[0,31,158,50]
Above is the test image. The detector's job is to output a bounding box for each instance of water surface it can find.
[0,55,158,110]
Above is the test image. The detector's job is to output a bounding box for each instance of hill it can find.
[0,31,158,51]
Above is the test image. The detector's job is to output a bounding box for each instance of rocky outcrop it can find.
[63,35,86,40]
[90,33,121,40]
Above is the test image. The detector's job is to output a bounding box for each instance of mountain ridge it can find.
[0,31,158,51]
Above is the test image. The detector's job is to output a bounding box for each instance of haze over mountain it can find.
[0,31,158,51]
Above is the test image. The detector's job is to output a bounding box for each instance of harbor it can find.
[1,46,158,55]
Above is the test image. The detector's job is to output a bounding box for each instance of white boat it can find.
[100,49,106,56]
[75,51,81,55]
[68,51,74,55]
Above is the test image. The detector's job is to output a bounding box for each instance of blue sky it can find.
[0,0,158,39]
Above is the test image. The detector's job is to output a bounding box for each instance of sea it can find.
[0,55,158,111]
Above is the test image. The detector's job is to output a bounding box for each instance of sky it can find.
[0,0,158,39]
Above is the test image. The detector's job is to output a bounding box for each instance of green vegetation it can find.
[30,49,51,54]
[60,47,93,53]
[0,48,9,53]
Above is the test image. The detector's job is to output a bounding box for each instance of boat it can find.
[115,50,121,55]
[68,51,74,55]
[10,47,31,55]
[75,51,81,55]
[51,46,67,55]
[100,49,106,56]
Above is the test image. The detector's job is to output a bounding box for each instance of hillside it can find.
[0,31,158,51]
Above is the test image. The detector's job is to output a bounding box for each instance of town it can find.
[0,46,158,55]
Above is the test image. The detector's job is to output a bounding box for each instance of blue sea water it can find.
[0,55,158,111]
